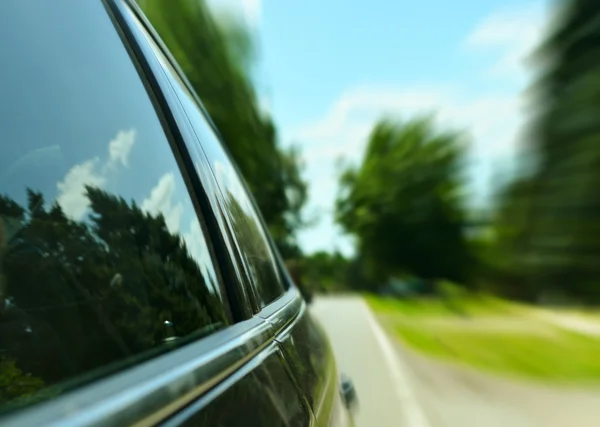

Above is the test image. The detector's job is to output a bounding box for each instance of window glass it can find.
[135,19,286,307]
[0,0,229,411]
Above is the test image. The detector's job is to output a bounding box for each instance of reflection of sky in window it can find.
[147,44,256,220]
[132,13,284,303]
[135,24,255,218]
[0,1,218,294]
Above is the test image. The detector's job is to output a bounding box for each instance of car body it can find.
[0,1,354,425]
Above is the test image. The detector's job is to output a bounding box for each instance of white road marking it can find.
[362,301,431,427]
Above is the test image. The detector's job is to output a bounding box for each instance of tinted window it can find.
[134,19,286,308]
[0,1,229,411]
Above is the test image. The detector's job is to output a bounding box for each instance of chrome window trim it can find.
[0,290,305,427]
[259,287,305,335]
[160,341,284,427]
[121,0,294,314]
[0,317,272,427]
[117,0,258,319]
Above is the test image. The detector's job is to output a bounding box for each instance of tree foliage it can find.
[490,0,600,302]
[336,117,470,286]
[476,177,537,299]
[300,251,350,293]
[138,0,307,258]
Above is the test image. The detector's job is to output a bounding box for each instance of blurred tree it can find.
[300,251,349,293]
[510,0,600,302]
[335,117,470,288]
[138,0,307,258]
[284,258,313,304]
[477,177,538,299]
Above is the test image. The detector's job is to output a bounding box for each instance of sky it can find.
[209,0,550,255]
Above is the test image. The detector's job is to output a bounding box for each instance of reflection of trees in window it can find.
[223,191,283,305]
[0,358,45,406]
[0,186,227,407]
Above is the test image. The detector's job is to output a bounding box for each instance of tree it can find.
[510,0,600,301]
[300,251,349,293]
[336,117,470,287]
[139,0,307,258]
[476,177,538,299]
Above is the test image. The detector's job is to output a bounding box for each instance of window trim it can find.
[101,0,236,324]
[123,0,294,313]
[119,0,259,320]
[0,317,273,427]
[259,286,305,335]
[159,341,290,427]
[109,0,308,420]
[112,1,308,415]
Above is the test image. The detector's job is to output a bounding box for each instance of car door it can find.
[0,1,310,426]
[118,3,354,426]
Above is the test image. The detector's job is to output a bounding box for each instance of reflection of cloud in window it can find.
[108,128,136,168]
[57,158,107,220]
[213,160,252,214]
[141,172,184,234]
[2,145,64,182]
[56,128,137,220]
[213,161,230,188]
[183,219,214,280]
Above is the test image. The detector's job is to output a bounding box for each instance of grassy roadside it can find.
[366,294,600,383]
[366,293,520,317]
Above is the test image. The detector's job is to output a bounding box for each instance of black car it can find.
[0,1,355,425]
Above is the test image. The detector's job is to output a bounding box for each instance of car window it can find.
[0,0,230,412]
[133,16,287,309]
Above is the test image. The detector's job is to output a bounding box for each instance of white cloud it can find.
[57,158,107,220]
[207,0,261,28]
[183,219,221,293]
[108,128,136,167]
[213,160,254,214]
[141,172,184,233]
[466,4,547,79]
[294,84,524,176]
[290,4,549,253]
[55,128,137,220]
[258,94,272,116]
[292,85,457,161]
[292,84,526,251]
[183,219,210,266]
[294,85,454,147]
[241,0,261,26]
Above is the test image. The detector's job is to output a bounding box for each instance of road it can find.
[310,295,600,427]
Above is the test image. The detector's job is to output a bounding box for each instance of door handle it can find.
[340,373,358,412]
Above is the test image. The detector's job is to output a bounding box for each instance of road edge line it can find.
[362,301,431,427]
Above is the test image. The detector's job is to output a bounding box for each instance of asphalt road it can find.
[310,295,600,427]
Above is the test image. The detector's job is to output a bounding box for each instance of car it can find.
[0,1,356,426]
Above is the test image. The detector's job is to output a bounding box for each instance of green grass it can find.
[396,323,600,382]
[364,293,517,317]
[366,295,600,383]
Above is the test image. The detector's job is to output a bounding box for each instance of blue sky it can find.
[209,0,549,255]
